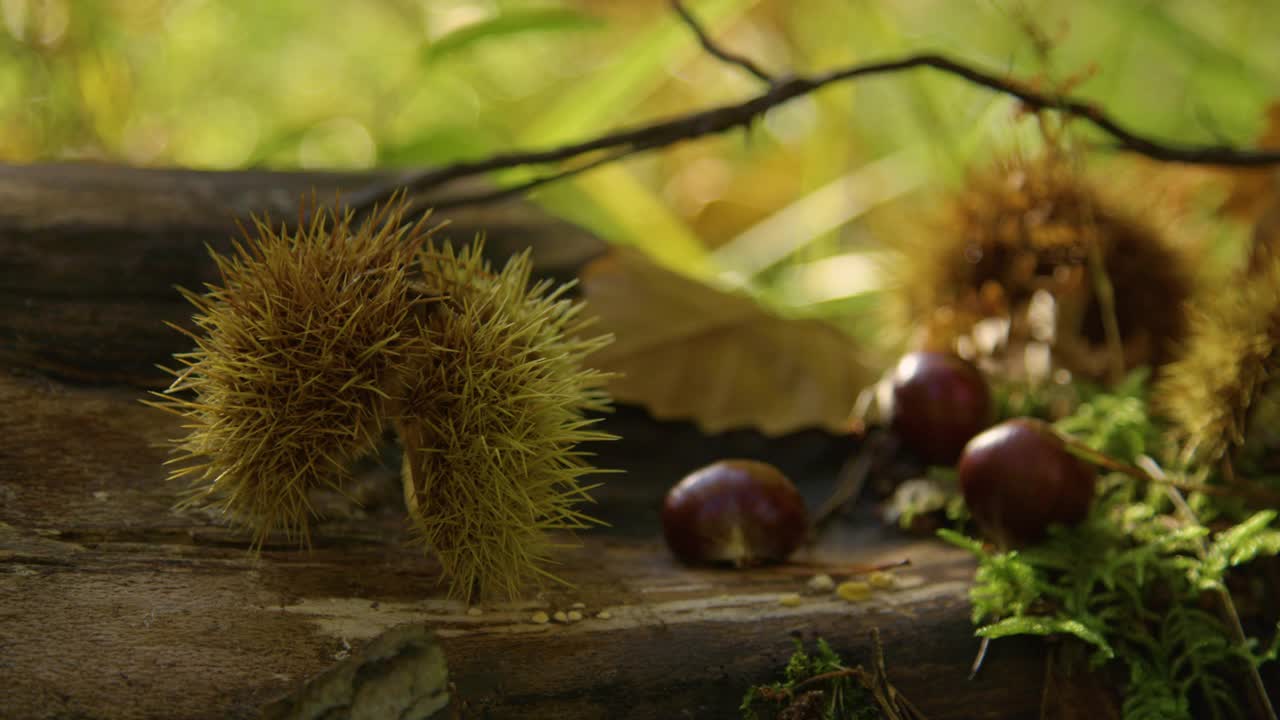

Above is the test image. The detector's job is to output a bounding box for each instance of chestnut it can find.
[957,418,1096,548]
[889,351,993,466]
[662,460,808,567]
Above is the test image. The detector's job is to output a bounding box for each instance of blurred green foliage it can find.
[3,0,1276,337]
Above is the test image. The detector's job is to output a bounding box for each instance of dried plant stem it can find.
[1062,438,1280,506]
[968,636,991,680]
[789,667,869,692]
[783,629,930,720]
[1083,222,1126,386]
[810,431,897,537]
[765,558,911,577]
[396,419,427,516]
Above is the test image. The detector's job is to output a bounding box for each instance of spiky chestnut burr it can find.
[895,150,1195,382]
[152,198,616,603]
[1156,257,1280,471]
[151,199,436,547]
[398,243,615,601]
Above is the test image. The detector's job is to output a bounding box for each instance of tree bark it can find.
[0,163,1042,719]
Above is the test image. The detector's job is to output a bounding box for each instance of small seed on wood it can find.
[868,571,896,589]
[806,574,835,592]
[837,581,872,602]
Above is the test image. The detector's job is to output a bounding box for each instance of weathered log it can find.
[0,163,1043,719]
[261,622,449,720]
[0,163,606,387]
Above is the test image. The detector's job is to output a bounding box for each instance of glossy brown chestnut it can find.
[889,351,992,466]
[662,459,808,567]
[957,418,1096,548]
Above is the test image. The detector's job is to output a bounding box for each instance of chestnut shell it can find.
[662,459,808,566]
[889,351,992,466]
[957,418,1096,548]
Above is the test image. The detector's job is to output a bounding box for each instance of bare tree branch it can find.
[670,0,774,85]
[428,149,634,209]
[345,12,1280,216]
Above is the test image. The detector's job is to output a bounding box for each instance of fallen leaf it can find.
[580,247,875,436]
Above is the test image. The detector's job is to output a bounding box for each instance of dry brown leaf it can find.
[580,247,874,437]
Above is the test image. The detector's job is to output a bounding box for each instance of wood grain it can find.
[0,163,1043,719]
[0,163,606,387]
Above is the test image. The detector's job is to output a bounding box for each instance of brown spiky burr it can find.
[397,243,615,601]
[151,197,616,602]
[1156,256,1280,472]
[896,149,1196,383]
[151,199,436,547]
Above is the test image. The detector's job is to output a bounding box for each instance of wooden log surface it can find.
[0,163,606,387]
[0,163,1044,719]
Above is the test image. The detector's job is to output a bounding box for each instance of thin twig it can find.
[346,48,1280,216]
[810,431,896,537]
[670,0,774,85]
[791,666,871,693]
[1062,438,1280,506]
[872,626,931,720]
[968,636,991,680]
[763,557,911,577]
[1163,481,1279,720]
[426,148,634,209]
[1078,186,1126,386]
[787,629,930,720]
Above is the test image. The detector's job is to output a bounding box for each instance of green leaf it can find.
[422,9,605,65]
[977,616,1115,660]
[742,637,873,720]
[783,638,814,683]
[1196,510,1280,589]
[813,637,844,673]
[1054,378,1155,462]
[937,527,986,555]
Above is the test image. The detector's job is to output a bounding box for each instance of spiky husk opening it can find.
[399,243,614,601]
[152,200,436,546]
[1156,256,1280,470]
[897,151,1195,382]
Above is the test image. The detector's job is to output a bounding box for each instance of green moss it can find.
[740,638,881,720]
[942,470,1278,717]
[941,375,1280,719]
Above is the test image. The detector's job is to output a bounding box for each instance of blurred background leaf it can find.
[581,246,876,436]
[420,7,604,66]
